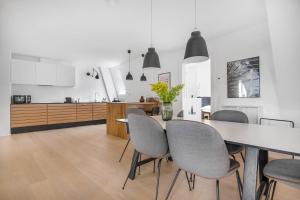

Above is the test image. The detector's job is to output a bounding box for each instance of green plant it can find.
[150,81,184,103]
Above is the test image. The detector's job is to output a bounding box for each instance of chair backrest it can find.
[128,114,168,158]
[125,108,146,118]
[166,120,230,179]
[211,110,249,123]
[177,110,184,117]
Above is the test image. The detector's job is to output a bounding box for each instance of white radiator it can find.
[221,105,262,124]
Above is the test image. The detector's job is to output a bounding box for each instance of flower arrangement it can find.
[150,81,184,103]
[150,81,184,120]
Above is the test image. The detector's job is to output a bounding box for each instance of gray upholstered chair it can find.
[118,108,146,162]
[211,110,249,162]
[166,120,243,200]
[263,159,300,200]
[122,114,169,200]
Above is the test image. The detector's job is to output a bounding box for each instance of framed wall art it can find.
[158,72,171,89]
[227,56,260,98]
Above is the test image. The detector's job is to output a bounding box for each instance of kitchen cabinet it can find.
[11,103,108,133]
[56,65,75,87]
[36,62,57,86]
[77,104,93,122]
[11,59,36,85]
[93,103,108,120]
[11,104,47,128]
[48,104,77,124]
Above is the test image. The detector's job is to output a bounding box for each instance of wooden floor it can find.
[0,125,299,200]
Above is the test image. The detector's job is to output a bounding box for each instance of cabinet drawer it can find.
[11,104,47,128]
[93,103,108,120]
[47,104,77,124]
[77,104,93,121]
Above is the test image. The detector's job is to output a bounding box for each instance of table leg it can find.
[257,150,269,197]
[242,146,259,200]
[128,150,140,180]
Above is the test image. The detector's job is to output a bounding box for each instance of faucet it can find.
[94,92,99,102]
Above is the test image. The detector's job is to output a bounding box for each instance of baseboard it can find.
[11,120,106,134]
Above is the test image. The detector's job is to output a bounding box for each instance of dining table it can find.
[116,116,300,200]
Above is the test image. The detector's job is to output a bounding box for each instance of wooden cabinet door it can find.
[77,104,93,122]
[11,104,47,128]
[92,103,108,120]
[47,104,77,124]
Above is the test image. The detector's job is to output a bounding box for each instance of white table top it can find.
[116,116,300,156]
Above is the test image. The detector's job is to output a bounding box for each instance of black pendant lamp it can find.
[143,0,160,69]
[140,54,147,81]
[125,50,133,80]
[184,0,209,64]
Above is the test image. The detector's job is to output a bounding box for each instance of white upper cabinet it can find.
[11,58,75,86]
[36,62,57,86]
[11,59,36,85]
[56,65,75,87]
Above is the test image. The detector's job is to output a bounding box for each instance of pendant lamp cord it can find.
[194,0,197,30]
[128,51,131,72]
[150,0,153,47]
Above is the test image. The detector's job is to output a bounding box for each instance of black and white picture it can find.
[227,57,260,98]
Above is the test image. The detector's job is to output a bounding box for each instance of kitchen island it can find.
[106,102,159,139]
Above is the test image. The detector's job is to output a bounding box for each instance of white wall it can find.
[265,0,300,127]
[12,65,108,103]
[112,49,184,115]
[210,23,280,119]
[0,49,11,136]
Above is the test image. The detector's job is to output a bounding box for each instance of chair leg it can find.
[155,158,163,200]
[185,171,192,191]
[235,171,243,200]
[240,152,245,162]
[270,181,277,200]
[153,159,156,173]
[122,173,130,190]
[265,180,275,200]
[139,154,141,175]
[216,180,220,200]
[165,169,181,200]
[192,174,196,190]
[119,138,131,162]
[232,154,236,160]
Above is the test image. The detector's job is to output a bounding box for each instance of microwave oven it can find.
[11,95,31,104]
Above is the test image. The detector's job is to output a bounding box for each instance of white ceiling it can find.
[0,0,267,67]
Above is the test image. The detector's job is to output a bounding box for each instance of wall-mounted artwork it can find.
[158,72,171,89]
[227,57,260,98]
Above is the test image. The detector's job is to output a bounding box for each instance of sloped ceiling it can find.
[0,0,267,66]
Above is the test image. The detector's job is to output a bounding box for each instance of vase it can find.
[161,102,173,121]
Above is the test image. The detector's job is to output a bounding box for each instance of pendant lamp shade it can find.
[140,73,147,81]
[143,48,160,69]
[126,49,133,80]
[184,31,209,64]
[143,0,160,69]
[126,72,133,80]
[184,0,209,64]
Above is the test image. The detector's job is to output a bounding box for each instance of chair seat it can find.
[264,159,300,184]
[225,159,240,176]
[226,143,244,155]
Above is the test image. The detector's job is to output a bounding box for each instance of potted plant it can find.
[150,81,184,121]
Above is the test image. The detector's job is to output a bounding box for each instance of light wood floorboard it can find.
[0,125,299,200]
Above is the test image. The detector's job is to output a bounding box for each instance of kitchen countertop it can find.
[11,102,108,105]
